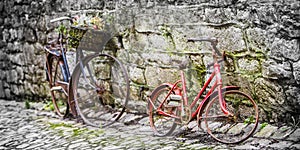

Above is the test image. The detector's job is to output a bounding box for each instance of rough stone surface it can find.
[0,99,300,149]
[254,125,278,138]
[0,0,299,124]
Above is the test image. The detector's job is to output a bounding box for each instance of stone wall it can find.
[0,0,299,123]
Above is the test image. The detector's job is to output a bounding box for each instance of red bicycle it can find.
[148,37,259,144]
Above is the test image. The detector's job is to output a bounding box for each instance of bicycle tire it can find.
[72,53,129,127]
[204,90,259,144]
[47,54,69,117]
[149,84,180,136]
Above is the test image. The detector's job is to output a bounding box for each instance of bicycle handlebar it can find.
[50,16,73,23]
[187,37,222,56]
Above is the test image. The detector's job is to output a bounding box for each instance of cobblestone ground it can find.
[0,99,300,150]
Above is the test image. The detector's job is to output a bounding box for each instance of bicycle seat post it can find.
[208,38,218,65]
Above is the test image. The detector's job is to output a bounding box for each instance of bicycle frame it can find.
[44,23,96,118]
[153,61,231,123]
[45,17,125,122]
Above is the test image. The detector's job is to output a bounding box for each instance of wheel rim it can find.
[73,53,129,127]
[149,85,178,136]
[49,56,68,117]
[205,90,259,144]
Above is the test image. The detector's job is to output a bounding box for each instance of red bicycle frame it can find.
[153,61,232,123]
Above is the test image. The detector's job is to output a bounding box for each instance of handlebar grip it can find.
[50,16,73,23]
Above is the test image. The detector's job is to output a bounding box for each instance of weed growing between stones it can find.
[25,100,31,109]
[49,122,73,129]
[47,121,105,139]
[43,101,55,111]
[260,122,268,130]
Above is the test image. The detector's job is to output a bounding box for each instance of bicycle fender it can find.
[149,83,181,100]
[221,86,240,91]
[158,83,181,95]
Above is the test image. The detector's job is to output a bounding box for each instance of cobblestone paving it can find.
[0,99,299,150]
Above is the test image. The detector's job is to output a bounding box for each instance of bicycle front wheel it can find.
[205,90,259,144]
[72,53,129,127]
[149,84,179,136]
[47,54,69,117]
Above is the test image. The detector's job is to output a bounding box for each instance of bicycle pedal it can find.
[51,86,63,91]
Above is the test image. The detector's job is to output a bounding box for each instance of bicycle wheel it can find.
[72,53,129,127]
[205,90,259,144]
[149,84,180,136]
[47,54,69,117]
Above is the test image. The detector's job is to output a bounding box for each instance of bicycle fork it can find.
[214,63,231,116]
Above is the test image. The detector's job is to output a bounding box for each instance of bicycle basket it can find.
[68,26,112,52]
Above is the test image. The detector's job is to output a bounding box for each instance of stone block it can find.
[148,34,168,50]
[234,144,259,150]
[255,139,272,147]
[144,66,180,88]
[7,70,18,83]
[9,29,18,41]
[126,100,147,114]
[23,43,35,65]
[24,27,37,43]
[254,78,284,110]
[270,38,300,62]
[0,81,4,98]
[4,88,11,98]
[10,53,26,66]
[290,144,300,150]
[254,124,278,138]
[293,61,300,84]
[246,27,268,51]
[238,58,260,73]
[11,84,20,96]
[141,51,171,66]
[129,66,145,85]
[262,60,293,80]
[285,86,300,111]
[0,1,3,12]
[268,141,293,149]
[271,126,294,140]
[2,28,10,42]
[129,85,141,102]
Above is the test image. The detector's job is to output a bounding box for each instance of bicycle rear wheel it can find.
[47,54,69,117]
[205,90,259,144]
[72,53,129,127]
[149,84,179,136]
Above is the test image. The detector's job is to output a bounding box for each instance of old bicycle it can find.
[148,37,259,144]
[44,15,129,127]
